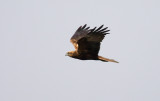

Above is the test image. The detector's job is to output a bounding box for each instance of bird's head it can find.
[65,51,78,57]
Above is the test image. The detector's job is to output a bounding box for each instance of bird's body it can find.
[66,24,118,63]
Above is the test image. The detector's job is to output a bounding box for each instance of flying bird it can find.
[65,24,118,63]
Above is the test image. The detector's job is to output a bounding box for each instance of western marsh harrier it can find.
[66,24,118,63]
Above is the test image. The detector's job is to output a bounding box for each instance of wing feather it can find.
[95,25,104,32]
[70,24,110,55]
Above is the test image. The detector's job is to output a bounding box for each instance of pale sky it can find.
[0,0,160,101]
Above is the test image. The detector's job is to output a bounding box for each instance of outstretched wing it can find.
[70,24,90,50]
[70,24,110,55]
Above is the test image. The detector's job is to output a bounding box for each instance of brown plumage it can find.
[66,24,118,63]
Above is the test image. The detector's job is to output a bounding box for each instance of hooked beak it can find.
[65,53,68,56]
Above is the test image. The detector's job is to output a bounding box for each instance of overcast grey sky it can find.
[0,0,160,101]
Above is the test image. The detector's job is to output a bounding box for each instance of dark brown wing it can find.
[70,24,110,55]
[70,24,90,50]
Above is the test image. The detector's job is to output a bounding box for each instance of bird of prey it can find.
[65,24,118,63]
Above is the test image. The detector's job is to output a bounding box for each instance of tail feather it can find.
[98,56,119,63]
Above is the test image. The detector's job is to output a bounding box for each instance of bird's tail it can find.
[98,56,119,63]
